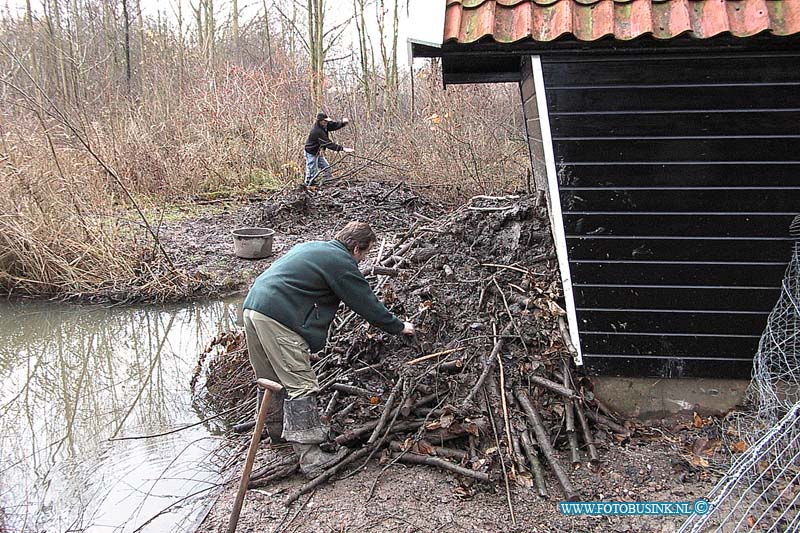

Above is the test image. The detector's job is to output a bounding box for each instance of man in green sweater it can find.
[242,221,414,477]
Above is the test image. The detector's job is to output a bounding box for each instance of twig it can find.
[584,408,630,437]
[516,388,580,501]
[353,362,383,375]
[279,490,316,532]
[496,341,516,481]
[360,265,401,277]
[562,359,581,466]
[481,263,529,275]
[331,383,374,398]
[368,379,403,444]
[132,485,217,532]
[391,453,489,482]
[529,375,576,399]
[467,206,515,212]
[321,391,340,423]
[575,399,600,464]
[380,181,405,202]
[108,403,243,441]
[558,316,579,360]
[520,430,549,498]
[335,420,425,447]
[284,447,371,506]
[485,389,516,525]
[405,347,465,366]
[493,278,528,355]
[388,441,468,461]
[462,323,513,408]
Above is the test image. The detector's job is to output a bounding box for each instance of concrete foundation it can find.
[591,377,751,420]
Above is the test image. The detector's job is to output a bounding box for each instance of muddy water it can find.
[0,299,244,532]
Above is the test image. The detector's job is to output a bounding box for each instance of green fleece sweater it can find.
[243,240,404,352]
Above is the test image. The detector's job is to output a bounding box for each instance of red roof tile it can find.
[443,0,800,43]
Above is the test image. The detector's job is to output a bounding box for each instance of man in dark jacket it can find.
[242,221,414,477]
[303,112,353,185]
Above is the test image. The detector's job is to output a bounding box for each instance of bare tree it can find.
[307,0,324,106]
[354,0,374,114]
[263,0,274,71]
[122,0,132,93]
[232,0,240,60]
[376,0,400,109]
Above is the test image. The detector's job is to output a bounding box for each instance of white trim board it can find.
[530,55,584,366]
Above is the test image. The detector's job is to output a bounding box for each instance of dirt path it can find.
[200,431,715,533]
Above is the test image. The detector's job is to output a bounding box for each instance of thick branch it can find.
[515,389,579,501]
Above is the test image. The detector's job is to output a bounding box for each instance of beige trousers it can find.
[243,309,319,399]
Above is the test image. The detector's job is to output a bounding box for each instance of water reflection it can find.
[0,299,240,532]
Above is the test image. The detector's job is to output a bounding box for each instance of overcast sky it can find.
[1,0,443,67]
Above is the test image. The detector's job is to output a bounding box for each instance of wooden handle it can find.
[228,387,276,533]
[256,378,283,392]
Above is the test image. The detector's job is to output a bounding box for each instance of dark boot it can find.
[264,388,286,442]
[283,394,348,478]
[232,388,286,443]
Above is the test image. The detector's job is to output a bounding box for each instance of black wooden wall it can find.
[540,52,800,379]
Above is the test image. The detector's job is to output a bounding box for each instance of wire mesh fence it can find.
[678,403,800,532]
[680,217,800,533]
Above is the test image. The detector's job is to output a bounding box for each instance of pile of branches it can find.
[200,193,633,510]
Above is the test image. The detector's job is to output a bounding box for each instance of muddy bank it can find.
[162,180,450,301]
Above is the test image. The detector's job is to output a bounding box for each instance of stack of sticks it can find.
[233,196,632,512]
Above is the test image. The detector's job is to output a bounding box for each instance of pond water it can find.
[0,299,244,532]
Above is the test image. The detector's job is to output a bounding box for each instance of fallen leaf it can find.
[464,422,480,436]
[693,412,703,428]
[692,437,709,456]
[547,300,567,316]
[515,471,534,488]
[453,486,475,499]
[747,516,756,528]
[732,441,748,453]
[415,440,435,456]
[369,396,380,405]
[440,413,455,429]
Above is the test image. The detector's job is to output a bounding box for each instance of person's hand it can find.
[402,321,415,336]
[343,147,354,153]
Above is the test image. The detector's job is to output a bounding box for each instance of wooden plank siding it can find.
[525,53,800,378]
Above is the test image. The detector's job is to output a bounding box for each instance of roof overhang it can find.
[412,32,800,85]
